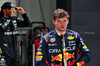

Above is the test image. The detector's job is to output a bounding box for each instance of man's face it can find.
[4,8,16,17]
[53,16,69,32]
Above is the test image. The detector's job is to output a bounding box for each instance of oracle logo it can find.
[49,49,61,53]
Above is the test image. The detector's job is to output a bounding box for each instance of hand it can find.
[15,7,25,15]
[9,8,16,17]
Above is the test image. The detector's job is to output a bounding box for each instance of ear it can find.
[67,19,69,24]
[53,20,55,25]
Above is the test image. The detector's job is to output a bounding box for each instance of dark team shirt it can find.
[0,13,30,58]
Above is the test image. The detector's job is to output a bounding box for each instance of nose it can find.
[61,21,64,25]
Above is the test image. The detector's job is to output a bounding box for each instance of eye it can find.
[63,20,67,22]
[57,20,61,22]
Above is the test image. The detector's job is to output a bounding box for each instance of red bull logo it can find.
[66,52,74,60]
[51,54,62,61]
[76,61,85,66]
[51,52,74,62]
[64,51,75,60]
[68,59,76,66]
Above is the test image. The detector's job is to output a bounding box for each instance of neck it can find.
[3,14,9,18]
[55,28,66,34]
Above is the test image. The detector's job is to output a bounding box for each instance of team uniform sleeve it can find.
[36,36,48,66]
[16,13,30,27]
[75,32,92,66]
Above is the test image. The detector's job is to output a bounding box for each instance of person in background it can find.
[36,8,91,66]
[0,2,30,66]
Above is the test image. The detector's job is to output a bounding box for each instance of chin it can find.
[59,29,65,31]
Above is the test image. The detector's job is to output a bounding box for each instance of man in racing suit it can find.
[0,2,30,66]
[36,8,91,66]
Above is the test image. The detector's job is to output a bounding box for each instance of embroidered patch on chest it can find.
[50,38,55,42]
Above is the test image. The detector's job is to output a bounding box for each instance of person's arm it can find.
[15,7,30,27]
[0,18,12,31]
[75,32,92,66]
[36,36,48,66]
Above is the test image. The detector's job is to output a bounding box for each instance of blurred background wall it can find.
[71,0,100,66]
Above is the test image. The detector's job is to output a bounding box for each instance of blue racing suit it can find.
[36,29,91,66]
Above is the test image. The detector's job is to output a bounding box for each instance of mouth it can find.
[61,26,64,29]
